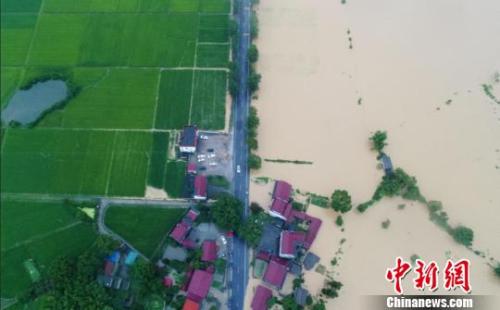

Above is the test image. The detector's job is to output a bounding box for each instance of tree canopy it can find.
[212,194,244,231]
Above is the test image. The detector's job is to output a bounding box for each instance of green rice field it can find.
[104,205,186,258]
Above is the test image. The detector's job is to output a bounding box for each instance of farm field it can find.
[104,205,186,258]
[0,198,97,298]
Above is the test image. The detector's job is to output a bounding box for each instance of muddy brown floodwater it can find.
[247,0,500,308]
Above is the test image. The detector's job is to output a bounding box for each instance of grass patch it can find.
[199,14,229,43]
[208,175,230,189]
[155,70,193,129]
[190,70,227,130]
[1,0,41,13]
[147,132,170,188]
[104,205,186,257]
[164,160,187,198]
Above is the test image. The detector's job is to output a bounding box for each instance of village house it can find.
[193,175,207,200]
[184,269,213,308]
[169,209,200,244]
[251,285,273,310]
[179,125,198,153]
[201,240,217,262]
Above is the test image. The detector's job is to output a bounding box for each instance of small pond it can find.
[1,80,69,126]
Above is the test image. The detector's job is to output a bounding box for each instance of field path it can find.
[2,221,81,252]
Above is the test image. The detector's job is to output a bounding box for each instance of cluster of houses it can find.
[179,125,208,201]
[251,181,323,310]
[98,248,138,291]
[165,209,221,310]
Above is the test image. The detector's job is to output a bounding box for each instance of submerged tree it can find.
[370,130,387,153]
[248,153,262,170]
[331,190,352,213]
[452,226,474,247]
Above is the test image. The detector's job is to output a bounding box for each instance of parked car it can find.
[236,165,241,173]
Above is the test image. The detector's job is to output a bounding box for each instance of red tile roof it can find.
[304,216,322,249]
[185,209,199,222]
[182,239,197,249]
[256,251,271,262]
[194,175,207,199]
[170,222,189,243]
[187,270,213,302]
[251,285,273,310]
[187,163,197,174]
[104,261,115,276]
[201,240,217,262]
[280,231,306,257]
[163,276,173,287]
[263,258,287,289]
[270,199,293,220]
[182,298,200,310]
[273,180,292,202]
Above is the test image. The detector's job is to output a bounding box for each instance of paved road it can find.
[230,0,252,309]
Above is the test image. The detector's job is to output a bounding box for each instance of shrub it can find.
[381,219,391,229]
[452,226,474,247]
[495,265,500,278]
[335,215,343,227]
[248,44,259,63]
[331,190,352,213]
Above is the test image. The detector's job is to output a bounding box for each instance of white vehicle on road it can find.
[200,135,209,140]
[236,165,241,173]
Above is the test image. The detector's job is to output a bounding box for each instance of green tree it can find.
[239,212,269,247]
[250,12,259,39]
[452,226,474,247]
[212,194,244,231]
[331,190,352,213]
[248,44,259,63]
[248,153,262,170]
[281,294,300,310]
[248,69,262,93]
[370,130,387,153]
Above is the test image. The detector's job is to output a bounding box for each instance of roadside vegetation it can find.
[264,158,313,165]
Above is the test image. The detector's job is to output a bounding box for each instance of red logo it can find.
[385,258,471,294]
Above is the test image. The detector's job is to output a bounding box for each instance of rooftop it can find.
[270,199,293,221]
[170,222,190,243]
[201,240,217,262]
[186,270,213,302]
[194,175,207,199]
[273,180,292,202]
[279,231,306,258]
[263,258,288,289]
[180,125,198,147]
